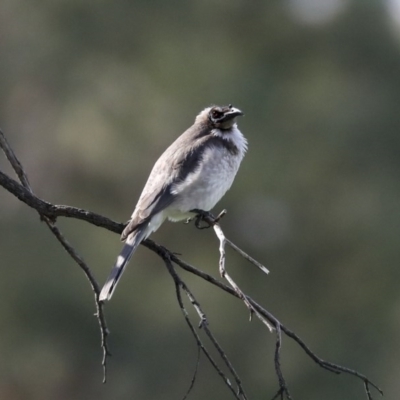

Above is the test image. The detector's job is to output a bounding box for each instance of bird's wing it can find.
[121,126,211,240]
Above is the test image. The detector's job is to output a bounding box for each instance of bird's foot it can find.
[190,209,227,229]
[189,209,213,229]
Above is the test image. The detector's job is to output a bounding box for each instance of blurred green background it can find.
[1,0,400,399]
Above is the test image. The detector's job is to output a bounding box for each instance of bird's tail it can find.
[99,224,148,301]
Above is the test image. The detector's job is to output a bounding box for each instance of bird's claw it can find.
[190,209,216,229]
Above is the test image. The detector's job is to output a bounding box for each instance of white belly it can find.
[166,145,244,221]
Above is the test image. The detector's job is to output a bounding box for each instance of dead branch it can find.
[0,128,383,399]
[0,129,111,382]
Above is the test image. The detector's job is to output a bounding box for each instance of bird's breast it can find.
[166,144,244,220]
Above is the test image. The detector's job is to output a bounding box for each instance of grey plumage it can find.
[100,105,247,301]
[99,225,148,300]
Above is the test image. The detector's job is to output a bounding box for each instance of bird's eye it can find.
[211,109,223,119]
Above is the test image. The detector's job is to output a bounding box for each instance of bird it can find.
[99,104,247,301]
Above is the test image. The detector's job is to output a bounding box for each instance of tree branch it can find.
[0,169,123,233]
[0,129,112,382]
[0,128,383,398]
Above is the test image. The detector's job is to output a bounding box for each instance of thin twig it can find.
[0,130,111,382]
[0,129,31,190]
[194,211,274,331]
[225,238,269,275]
[45,221,111,382]
[158,249,246,400]
[193,209,269,275]
[274,324,291,399]
[186,289,248,400]
[365,381,373,400]
[159,247,383,399]
[181,345,201,400]
[214,222,274,331]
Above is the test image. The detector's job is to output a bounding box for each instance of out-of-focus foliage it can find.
[1,0,400,399]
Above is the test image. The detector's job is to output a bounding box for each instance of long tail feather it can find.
[99,225,148,301]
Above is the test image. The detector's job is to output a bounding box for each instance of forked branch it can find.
[0,129,382,399]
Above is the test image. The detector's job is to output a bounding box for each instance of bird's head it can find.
[196,104,244,130]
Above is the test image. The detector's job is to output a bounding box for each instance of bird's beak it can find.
[224,107,244,121]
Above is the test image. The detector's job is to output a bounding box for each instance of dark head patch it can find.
[208,105,243,130]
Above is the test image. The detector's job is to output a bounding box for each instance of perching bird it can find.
[99,104,247,301]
